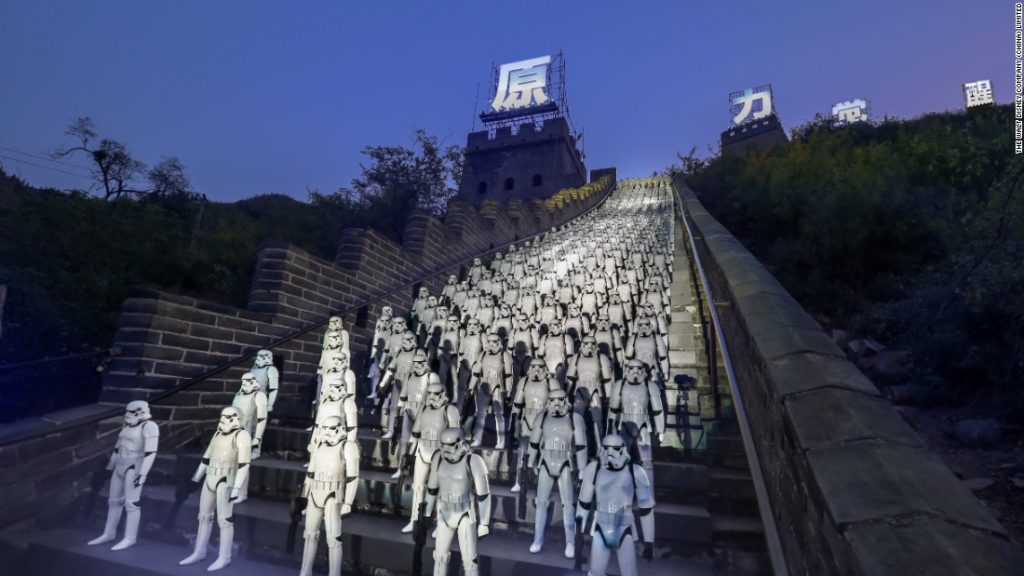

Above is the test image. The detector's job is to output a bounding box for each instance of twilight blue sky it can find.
[0,1,1007,202]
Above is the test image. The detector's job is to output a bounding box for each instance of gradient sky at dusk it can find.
[0,1,1007,202]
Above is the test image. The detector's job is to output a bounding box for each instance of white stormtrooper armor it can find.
[538,295,563,330]
[470,334,513,449]
[250,349,279,413]
[231,373,267,503]
[510,359,561,493]
[440,275,459,306]
[626,317,668,381]
[528,388,588,555]
[509,313,539,385]
[462,289,481,324]
[418,296,439,344]
[393,350,438,467]
[310,373,357,451]
[435,313,462,397]
[566,336,614,442]
[180,407,252,572]
[538,319,575,383]
[425,303,449,354]
[411,286,431,328]
[379,331,419,440]
[608,361,666,486]
[424,429,492,576]
[321,316,350,355]
[474,295,496,329]
[452,281,470,313]
[373,316,410,395]
[456,318,485,405]
[300,415,360,576]
[316,330,348,404]
[468,257,485,284]
[563,302,591,345]
[88,401,159,551]
[580,282,605,319]
[594,313,626,369]
[400,382,461,533]
[491,303,514,343]
[575,434,656,576]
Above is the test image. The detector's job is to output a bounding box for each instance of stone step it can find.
[52,483,713,574]
[152,457,712,545]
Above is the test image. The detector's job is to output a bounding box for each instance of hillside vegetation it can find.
[678,104,1023,414]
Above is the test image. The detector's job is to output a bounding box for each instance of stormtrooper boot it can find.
[298,535,318,576]
[493,413,506,450]
[563,509,576,559]
[88,503,122,546]
[531,496,549,553]
[179,518,212,565]
[110,508,140,550]
[327,544,343,576]
[206,523,233,571]
[470,418,485,448]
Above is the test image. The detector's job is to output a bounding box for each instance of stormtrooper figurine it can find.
[563,303,591,345]
[379,331,419,440]
[436,313,462,398]
[88,400,159,551]
[230,372,267,503]
[424,428,492,576]
[575,434,655,576]
[370,306,395,364]
[594,313,626,370]
[527,388,588,556]
[440,275,459,306]
[322,316,350,354]
[180,407,252,571]
[400,382,461,533]
[411,287,432,329]
[310,373,357,451]
[566,336,614,442]
[316,330,348,405]
[509,359,559,493]
[372,316,410,399]
[538,318,575,384]
[626,317,668,382]
[456,317,485,405]
[608,360,665,487]
[508,312,539,386]
[250,349,279,414]
[300,415,360,576]
[393,349,438,470]
[469,333,513,449]
[468,257,486,284]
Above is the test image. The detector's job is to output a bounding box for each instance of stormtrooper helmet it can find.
[381,305,394,320]
[549,319,564,335]
[528,358,547,381]
[218,407,242,434]
[596,314,611,331]
[447,275,457,285]
[427,296,438,308]
[580,336,597,356]
[418,287,430,299]
[467,318,482,335]
[124,400,151,427]
[547,388,570,417]
[436,305,449,319]
[637,318,654,337]
[568,303,581,317]
[328,316,343,332]
[601,434,630,471]
[426,382,447,409]
[326,352,350,373]
[401,331,417,351]
[320,415,345,446]
[412,349,429,376]
[440,428,468,462]
[254,349,273,368]
[391,317,408,333]
[240,372,260,394]
[325,330,343,350]
[323,374,346,401]
[446,314,461,330]
[485,334,502,354]
[499,304,512,318]
[625,359,647,383]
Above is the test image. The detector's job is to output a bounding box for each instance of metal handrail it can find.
[0,348,110,372]
[673,181,790,576]
[0,181,615,448]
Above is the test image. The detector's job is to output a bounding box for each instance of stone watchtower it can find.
[458,117,586,205]
[460,52,586,206]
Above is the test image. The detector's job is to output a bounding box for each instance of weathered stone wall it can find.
[676,181,1022,575]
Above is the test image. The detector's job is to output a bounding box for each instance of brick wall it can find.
[676,181,1023,575]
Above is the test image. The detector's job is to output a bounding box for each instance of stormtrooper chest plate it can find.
[544,336,567,358]
[405,374,429,406]
[441,331,460,355]
[251,366,271,392]
[462,336,483,361]
[311,442,346,483]
[575,356,602,389]
[541,415,573,464]
[208,431,241,471]
[394,351,416,382]
[437,457,473,516]
[114,424,146,464]
[232,393,258,430]
[595,467,634,515]
[480,353,505,384]
[620,384,650,421]
[416,407,448,456]
[634,336,658,365]
[522,381,549,422]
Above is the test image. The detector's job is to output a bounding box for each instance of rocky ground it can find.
[896,405,1024,543]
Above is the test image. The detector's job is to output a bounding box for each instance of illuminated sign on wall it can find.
[963,80,994,108]
[729,85,774,126]
[832,99,869,124]
[491,56,552,112]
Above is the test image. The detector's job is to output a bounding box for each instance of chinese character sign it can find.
[730,86,773,126]
[832,99,869,124]
[963,80,994,108]
[491,56,552,112]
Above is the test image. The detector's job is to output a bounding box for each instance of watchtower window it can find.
[504,177,515,191]
[477,181,487,195]
[532,174,543,187]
